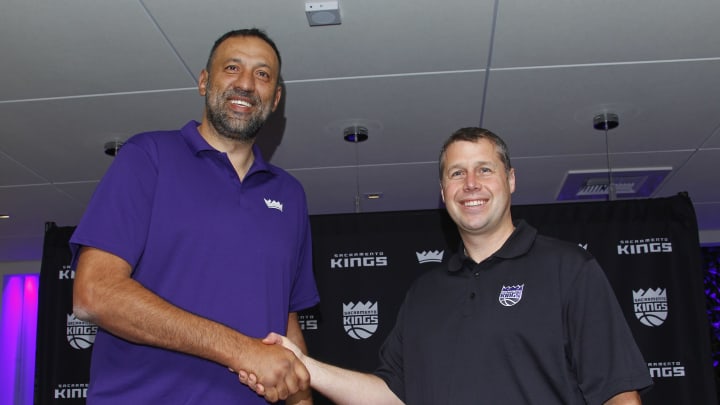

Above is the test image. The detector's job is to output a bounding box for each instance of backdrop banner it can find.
[302,193,716,404]
[34,223,93,404]
[34,194,716,404]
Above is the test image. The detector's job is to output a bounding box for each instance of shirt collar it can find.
[180,120,273,175]
[447,219,537,273]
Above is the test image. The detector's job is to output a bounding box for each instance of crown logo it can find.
[633,288,667,300]
[416,250,444,264]
[343,301,378,313]
[264,198,283,212]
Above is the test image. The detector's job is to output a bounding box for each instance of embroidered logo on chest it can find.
[498,284,524,307]
[264,198,283,212]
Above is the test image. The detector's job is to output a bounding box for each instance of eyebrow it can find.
[223,57,275,71]
[447,160,494,170]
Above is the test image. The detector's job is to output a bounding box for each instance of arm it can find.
[604,391,642,405]
[285,312,312,405]
[72,246,308,402]
[266,333,404,405]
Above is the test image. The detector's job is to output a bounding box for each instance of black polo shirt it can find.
[374,220,652,404]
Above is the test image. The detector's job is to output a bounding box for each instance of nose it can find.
[464,172,480,191]
[233,69,255,92]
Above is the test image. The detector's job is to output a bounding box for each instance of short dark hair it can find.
[438,127,512,180]
[205,28,282,73]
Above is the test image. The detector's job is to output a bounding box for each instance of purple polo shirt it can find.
[70,121,319,404]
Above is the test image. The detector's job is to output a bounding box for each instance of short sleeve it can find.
[70,139,158,269]
[567,259,653,404]
[289,202,320,312]
[374,298,407,402]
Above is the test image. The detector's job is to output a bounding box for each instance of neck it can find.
[197,121,255,180]
[460,222,515,263]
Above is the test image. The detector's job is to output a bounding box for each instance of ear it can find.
[440,182,446,203]
[198,69,209,96]
[271,84,282,112]
[508,168,516,194]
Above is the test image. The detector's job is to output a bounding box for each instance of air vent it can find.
[557,168,671,201]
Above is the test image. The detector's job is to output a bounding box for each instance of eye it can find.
[479,167,494,175]
[256,70,272,80]
[225,65,239,72]
[449,169,465,179]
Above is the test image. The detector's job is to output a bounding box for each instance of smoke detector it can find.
[305,1,341,26]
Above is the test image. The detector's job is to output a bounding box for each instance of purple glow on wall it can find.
[1,274,39,405]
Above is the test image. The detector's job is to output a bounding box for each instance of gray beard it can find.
[206,106,266,143]
[204,85,273,143]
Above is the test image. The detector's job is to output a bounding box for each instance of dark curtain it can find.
[34,223,92,404]
[35,194,717,404]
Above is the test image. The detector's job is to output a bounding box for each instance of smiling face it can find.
[198,35,282,143]
[440,139,516,239]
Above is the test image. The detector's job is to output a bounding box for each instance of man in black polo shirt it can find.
[250,127,653,404]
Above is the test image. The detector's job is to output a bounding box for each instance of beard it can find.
[205,86,275,143]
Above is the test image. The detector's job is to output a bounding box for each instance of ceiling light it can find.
[104,140,124,157]
[343,126,368,143]
[305,1,341,26]
[592,112,619,131]
[593,112,620,200]
[364,192,383,200]
[0,214,9,219]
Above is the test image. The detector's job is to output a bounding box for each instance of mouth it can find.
[462,199,488,207]
[229,99,253,108]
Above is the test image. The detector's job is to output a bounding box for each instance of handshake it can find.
[233,332,402,405]
[231,333,308,403]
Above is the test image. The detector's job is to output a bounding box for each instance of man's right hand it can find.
[236,333,308,401]
[235,337,309,402]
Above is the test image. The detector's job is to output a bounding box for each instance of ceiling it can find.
[1,0,720,262]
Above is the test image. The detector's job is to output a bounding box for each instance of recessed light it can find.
[104,140,124,157]
[0,214,10,219]
[344,126,368,143]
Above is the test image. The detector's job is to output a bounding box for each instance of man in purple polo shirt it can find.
[70,28,319,404]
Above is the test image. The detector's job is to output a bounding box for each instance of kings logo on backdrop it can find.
[330,251,388,269]
[617,237,672,255]
[633,287,668,327]
[343,301,379,340]
[66,313,97,350]
[416,250,444,264]
[298,312,319,331]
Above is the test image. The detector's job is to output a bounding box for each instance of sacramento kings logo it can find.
[416,250,444,264]
[66,313,98,350]
[498,284,524,307]
[633,288,668,327]
[343,301,379,340]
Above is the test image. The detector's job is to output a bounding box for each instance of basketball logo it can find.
[66,313,97,350]
[343,301,379,340]
[498,284,524,307]
[633,288,668,327]
[67,334,95,350]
